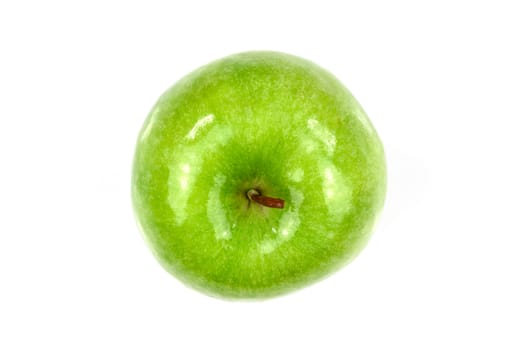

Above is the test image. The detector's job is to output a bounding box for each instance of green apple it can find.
[132,51,386,299]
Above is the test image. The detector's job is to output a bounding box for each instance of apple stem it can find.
[247,189,285,209]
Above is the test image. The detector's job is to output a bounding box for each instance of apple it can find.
[132,51,386,299]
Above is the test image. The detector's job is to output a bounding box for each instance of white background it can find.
[1,1,523,349]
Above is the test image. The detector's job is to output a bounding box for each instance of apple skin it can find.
[132,51,386,299]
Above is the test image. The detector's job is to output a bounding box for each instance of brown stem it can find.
[247,189,285,209]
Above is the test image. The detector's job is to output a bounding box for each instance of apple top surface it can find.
[132,51,386,299]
